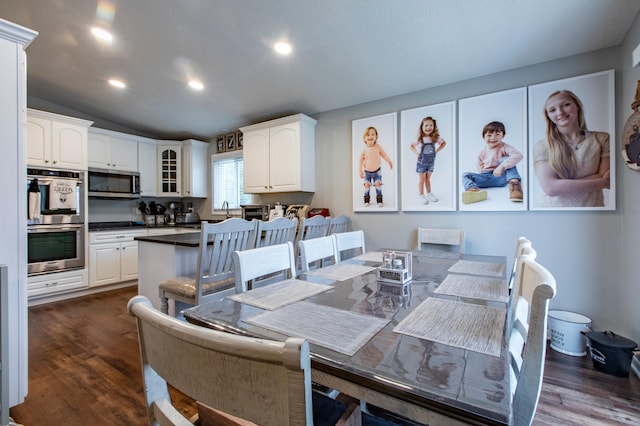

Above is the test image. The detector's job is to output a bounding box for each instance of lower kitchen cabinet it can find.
[89,230,146,287]
[28,268,88,298]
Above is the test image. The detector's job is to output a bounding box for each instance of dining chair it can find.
[127,295,365,426]
[299,215,330,240]
[333,230,366,261]
[158,218,258,316]
[295,215,331,270]
[416,227,464,254]
[509,255,556,426]
[299,235,339,272]
[255,217,298,248]
[233,241,297,293]
[509,237,533,293]
[328,214,350,234]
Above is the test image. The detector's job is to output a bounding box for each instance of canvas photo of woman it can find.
[528,71,615,210]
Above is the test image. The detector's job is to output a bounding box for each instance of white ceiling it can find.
[1,0,639,141]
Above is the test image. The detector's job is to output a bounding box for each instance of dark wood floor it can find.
[10,286,640,425]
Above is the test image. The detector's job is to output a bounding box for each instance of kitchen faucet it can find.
[222,201,231,218]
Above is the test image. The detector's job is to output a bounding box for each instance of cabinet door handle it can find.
[46,282,58,287]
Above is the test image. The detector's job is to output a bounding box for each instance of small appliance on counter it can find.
[175,212,200,224]
[308,207,330,217]
[241,205,267,221]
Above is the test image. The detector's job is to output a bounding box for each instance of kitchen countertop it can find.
[134,232,202,247]
[88,221,202,232]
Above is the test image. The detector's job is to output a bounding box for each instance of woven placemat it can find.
[447,259,505,277]
[245,301,389,356]
[228,279,331,310]
[434,274,508,303]
[393,297,506,357]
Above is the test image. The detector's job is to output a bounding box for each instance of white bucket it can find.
[548,310,591,356]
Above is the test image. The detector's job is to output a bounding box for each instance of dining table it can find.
[183,249,511,426]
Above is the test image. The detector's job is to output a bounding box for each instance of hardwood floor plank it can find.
[9,286,640,425]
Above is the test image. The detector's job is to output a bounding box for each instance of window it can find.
[211,153,252,211]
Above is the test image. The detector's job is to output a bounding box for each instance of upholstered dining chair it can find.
[328,214,350,234]
[255,217,297,248]
[333,230,366,261]
[233,241,297,293]
[299,235,339,272]
[509,255,556,426]
[158,218,257,316]
[416,227,464,254]
[127,295,366,426]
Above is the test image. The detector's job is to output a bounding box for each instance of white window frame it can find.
[211,151,253,215]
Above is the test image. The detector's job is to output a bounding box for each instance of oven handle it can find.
[27,224,84,232]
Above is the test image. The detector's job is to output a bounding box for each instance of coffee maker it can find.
[166,202,182,224]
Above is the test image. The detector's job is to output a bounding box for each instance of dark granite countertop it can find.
[135,232,202,247]
[89,221,201,232]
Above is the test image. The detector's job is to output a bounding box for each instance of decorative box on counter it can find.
[377,251,412,284]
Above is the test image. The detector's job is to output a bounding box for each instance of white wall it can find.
[312,45,639,342]
[620,11,640,348]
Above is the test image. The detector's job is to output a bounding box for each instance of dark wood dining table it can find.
[183,250,510,426]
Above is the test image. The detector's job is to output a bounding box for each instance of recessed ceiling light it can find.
[91,26,113,43]
[108,79,126,89]
[188,80,204,91]
[274,41,292,55]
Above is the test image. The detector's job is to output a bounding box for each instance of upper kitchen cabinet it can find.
[138,138,158,197]
[182,139,209,198]
[240,113,317,193]
[88,128,138,172]
[157,141,182,197]
[26,109,92,170]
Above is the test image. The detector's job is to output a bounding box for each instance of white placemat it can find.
[351,251,384,263]
[228,279,332,310]
[435,274,508,303]
[244,301,389,356]
[447,259,505,277]
[305,263,376,281]
[393,297,506,357]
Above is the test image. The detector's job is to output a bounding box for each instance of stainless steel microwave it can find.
[87,167,140,199]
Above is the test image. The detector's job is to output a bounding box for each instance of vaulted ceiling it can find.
[2,0,639,140]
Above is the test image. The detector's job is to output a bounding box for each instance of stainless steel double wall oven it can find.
[27,167,85,276]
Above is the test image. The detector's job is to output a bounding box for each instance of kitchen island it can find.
[135,233,203,316]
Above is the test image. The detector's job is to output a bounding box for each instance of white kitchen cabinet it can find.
[240,113,316,193]
[27,109,92,170]
[88,230,145,287]
[138,139,158,196]
[88,128,138,172]
[157,142,182,197]
[182,139,209,198]
[27,268,88,298]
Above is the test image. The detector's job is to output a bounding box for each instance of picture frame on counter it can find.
[226,133,236,151]
[216,135,226,154]
[235,131,243,150]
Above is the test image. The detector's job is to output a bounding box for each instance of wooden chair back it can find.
[159,218,258,314]
[255,217,297,248]
[298,235,338,272]
[299,215,330,241]
[509,237,532,293]
[416,227,464,254]
[327,215,350,234]
[233,242,297,293]
[333,230,366,261]
[130,296,363,426]
[509,256,556,426]
[128,295,313,425]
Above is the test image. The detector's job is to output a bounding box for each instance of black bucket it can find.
[584,331,638,377]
